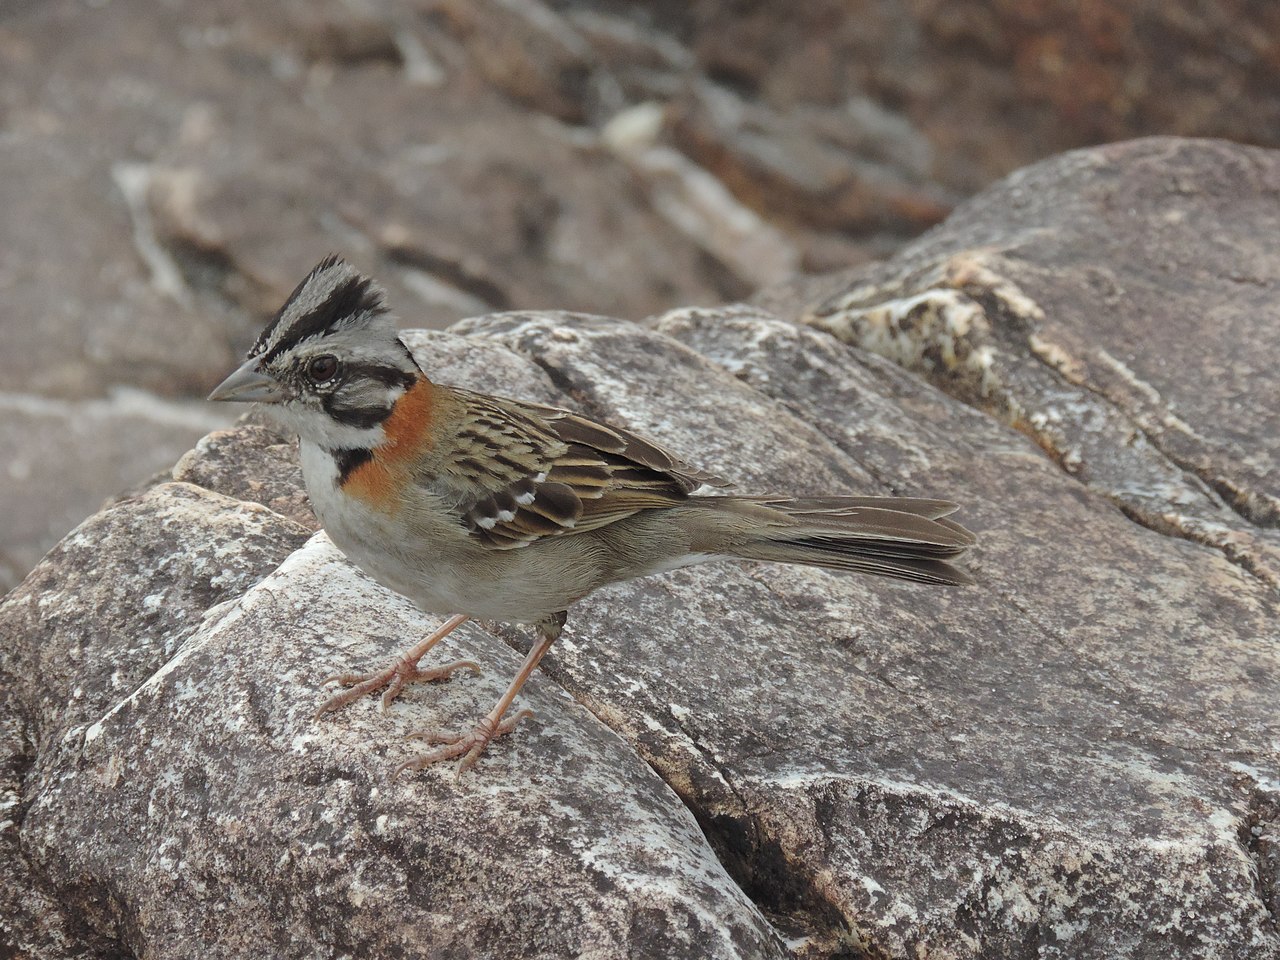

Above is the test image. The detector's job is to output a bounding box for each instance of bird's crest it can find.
[249,255,390,362]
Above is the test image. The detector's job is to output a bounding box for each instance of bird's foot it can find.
[315,654,481,717]
[396,708,535,776]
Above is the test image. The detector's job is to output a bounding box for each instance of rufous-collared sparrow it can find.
[209,256,975,774]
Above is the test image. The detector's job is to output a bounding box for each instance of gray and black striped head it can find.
[209,256,422,449]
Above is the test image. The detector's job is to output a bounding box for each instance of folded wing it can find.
[434,391,728,550]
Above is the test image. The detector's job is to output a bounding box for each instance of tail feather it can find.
[702,496,976,586]
[732,542,973,585]
[748,495,963,521]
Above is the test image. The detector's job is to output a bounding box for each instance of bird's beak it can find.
[208,357,289,404]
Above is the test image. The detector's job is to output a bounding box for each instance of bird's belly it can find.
[328,519,581,624]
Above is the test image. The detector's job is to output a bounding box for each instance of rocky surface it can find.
[4,140,1279,958]
[0,390,228,589]
[8,505,781,959]
[5,0,1280,591]
[792,137,1280,589]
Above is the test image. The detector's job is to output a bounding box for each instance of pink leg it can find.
[315,614,477,717]
[396,613,564,777]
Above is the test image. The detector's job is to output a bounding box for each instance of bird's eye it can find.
[306,355,340,383]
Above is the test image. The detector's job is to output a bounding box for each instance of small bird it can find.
[210,256,975,775]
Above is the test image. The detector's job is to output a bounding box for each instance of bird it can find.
[209,256,975,775]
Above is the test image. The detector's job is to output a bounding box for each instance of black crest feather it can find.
[250,256,387,362]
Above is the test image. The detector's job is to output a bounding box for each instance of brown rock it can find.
[668,83,956,238]
[433,0,600,124]
[672,0,1280,192]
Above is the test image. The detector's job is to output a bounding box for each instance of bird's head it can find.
[209,256,422,450]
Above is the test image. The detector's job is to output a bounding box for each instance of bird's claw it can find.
[396,708,535,777]
[314,657,481,718]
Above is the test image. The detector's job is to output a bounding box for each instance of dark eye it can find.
[306,355,339,384]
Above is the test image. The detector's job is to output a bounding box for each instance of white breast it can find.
[297,442,436,602]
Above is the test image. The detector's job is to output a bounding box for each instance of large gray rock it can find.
[3,140,1278,958]
[793,137,1280,587]
[16,523,781,959]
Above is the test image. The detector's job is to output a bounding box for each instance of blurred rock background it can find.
[2,0,1278,591]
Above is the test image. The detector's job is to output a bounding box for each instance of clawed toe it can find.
[379,658,481,709]
[315,666,396,717]
[396,708,535,776]
[314,614,474,719]
[314,656,481,718]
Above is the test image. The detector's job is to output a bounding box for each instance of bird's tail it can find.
[694,496,976,585]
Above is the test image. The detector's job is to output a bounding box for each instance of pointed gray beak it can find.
[208,357,289,404]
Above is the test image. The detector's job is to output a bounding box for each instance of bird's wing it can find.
[431,389,730,550]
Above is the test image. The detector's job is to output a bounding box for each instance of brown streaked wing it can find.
[443,391,728,550]
[515,401,732,492]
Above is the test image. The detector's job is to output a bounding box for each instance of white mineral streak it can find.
[1093,347,1208,442]
[392,30,444,87]
[603,103,800,285]
[111,162,193,307]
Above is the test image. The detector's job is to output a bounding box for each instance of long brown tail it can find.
[699,496,976,585]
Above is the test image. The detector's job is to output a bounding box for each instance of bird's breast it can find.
[298,439,633,624]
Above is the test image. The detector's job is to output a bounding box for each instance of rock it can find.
[3,319,788,958]
[0,390,231,593]
[397,326,566,405]
[432,0,601,124]
[171,423,317,530]
[474,308,1280,958]
[794,137,1280,588]
[5,140,1280,957]
[1,485,782,960]
[0,482,314,957]
[668,82,957,239]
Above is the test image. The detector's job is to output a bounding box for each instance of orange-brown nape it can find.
[341,376,437,508]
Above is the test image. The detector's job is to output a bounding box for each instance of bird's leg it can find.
[315,614,478,716]
[396,611,566,776]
